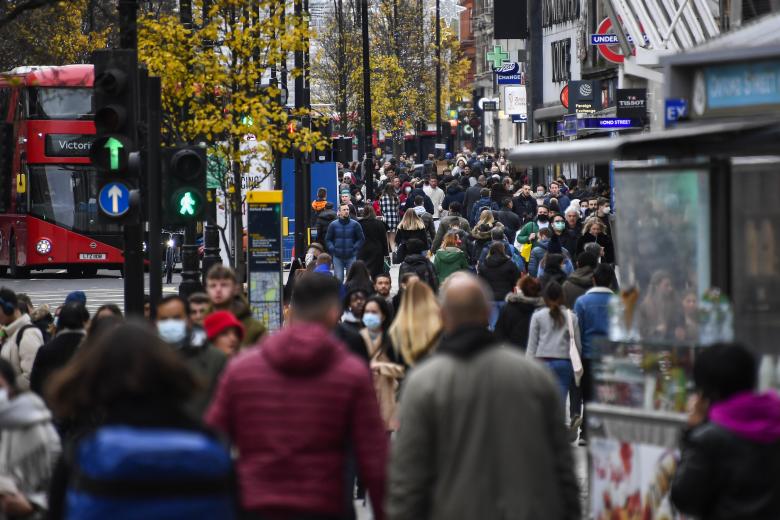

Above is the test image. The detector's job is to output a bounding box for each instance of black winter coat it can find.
[30,330,85,397]
[402,188,434,214]
[671,422,780,520]
[478,255,519,301]
[576,232,615,264]
[495,209,521,243]
[394,228,430,263]
[441,186,465,211]
[399,254,438,292]
[462,184,483,220]
[358,218,389,277]
[512,194,537,223]
[314,209,337,246]
[494,294,544,350]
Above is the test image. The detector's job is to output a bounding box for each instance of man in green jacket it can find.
[514,204,550,252]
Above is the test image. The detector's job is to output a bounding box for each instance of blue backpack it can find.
[66,426,235,520]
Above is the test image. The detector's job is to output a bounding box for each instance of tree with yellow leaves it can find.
[139,0,327,278]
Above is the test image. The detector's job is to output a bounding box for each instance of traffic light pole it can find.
[147,76,163,318]
[179,223,203,299]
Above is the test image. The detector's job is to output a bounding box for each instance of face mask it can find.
[157,319,187,344]
[363,312,382,331]
[537,215,549,223]
[405,187,412,194]
[553,222,565,231]
[536,190,544,196]
[603,206,611,213]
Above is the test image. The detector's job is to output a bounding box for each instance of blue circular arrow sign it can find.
[98,182,130,217]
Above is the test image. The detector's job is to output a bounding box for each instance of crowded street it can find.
[0,1,777,519]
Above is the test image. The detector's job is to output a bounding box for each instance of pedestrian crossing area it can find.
[4,275,181,316]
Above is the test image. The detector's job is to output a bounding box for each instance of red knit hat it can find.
[203,311,245,341]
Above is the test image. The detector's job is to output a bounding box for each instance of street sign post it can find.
[246,190,284,332]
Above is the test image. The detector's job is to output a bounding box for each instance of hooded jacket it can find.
[433,247,470,284]
[399,254,438,292]
[478,254,519,301]
[387,327,581,520]
[494,293,545,350]
[1,314,44,392]
[431,214,471,253]
[562,265,595,308]
[469,222,504,264]
[0,392,61,514]
[441,185,465,212]
[671,391,780,520]
[206,323,388,520]
[469,197,499,226]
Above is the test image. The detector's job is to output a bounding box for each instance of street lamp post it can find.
[435,0,442,150]
[360,0,374,200]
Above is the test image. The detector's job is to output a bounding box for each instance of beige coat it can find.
[361,329,404,432]
[1,315,44,392]
[388,345,580,520]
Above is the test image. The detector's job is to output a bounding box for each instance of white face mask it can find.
[157,319,188,344]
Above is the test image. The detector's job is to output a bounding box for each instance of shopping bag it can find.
[567,310,584,387]
[520,242,533,262]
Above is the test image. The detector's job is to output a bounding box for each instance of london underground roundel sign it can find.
[594,17,640,64]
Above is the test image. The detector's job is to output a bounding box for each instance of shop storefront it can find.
[510,41,780,519]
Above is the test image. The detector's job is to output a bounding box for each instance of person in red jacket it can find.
[206,272,388,520]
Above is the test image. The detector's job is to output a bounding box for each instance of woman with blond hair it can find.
[394,208,429,263]
[389,280,443,366]
[576,216,615,264]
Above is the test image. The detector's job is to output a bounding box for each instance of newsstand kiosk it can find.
[510,43,780,520]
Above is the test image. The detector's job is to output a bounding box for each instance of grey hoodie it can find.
[526,307,582,360]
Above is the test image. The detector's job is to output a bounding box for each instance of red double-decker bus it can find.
[0,64,124,277]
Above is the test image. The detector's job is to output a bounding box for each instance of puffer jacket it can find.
[325,217,365,260]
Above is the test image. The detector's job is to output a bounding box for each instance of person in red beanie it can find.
[203,311,245,358]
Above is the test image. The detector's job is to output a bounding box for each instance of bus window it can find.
[0,88,9,122]
[26,88,93,120]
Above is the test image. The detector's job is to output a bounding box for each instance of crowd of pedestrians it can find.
[0,150,774,519]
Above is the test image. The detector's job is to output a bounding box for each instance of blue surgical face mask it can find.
[157,319,187,344]
[363,312,382,331]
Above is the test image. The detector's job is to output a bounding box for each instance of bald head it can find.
[439,272,492,332]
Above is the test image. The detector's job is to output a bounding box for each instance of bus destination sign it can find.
[45,134,94,157]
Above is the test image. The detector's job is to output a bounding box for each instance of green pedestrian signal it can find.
[164,146,206,225]
[179,192,196,215]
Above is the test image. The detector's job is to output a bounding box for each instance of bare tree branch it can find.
[0,0,74,31]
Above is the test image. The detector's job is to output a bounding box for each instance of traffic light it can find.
[91,49,141,223]
[162,145,206,225]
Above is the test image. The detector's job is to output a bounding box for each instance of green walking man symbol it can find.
[179,192,196,215]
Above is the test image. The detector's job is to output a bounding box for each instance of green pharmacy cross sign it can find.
[486,45,510,69]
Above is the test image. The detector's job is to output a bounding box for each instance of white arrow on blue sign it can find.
[98,182,131,217]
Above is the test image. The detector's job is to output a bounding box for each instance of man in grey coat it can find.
[387,272,580,520]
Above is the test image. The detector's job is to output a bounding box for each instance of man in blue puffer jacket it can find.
[325,204,365,282]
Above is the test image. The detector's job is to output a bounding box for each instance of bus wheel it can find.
[66,266,81,278]
[9,243,29,279]
[81,266,98,277]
